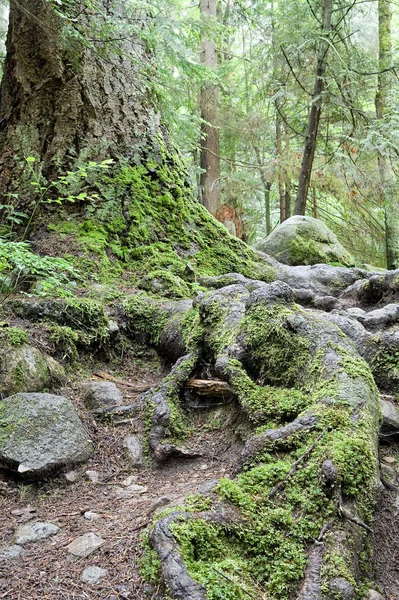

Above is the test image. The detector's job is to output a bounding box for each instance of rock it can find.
[329,577,355,599]
[381,399,399,434]
[382,456,396,464]
[0,544,24,559]
[359,304,399,331]
[147,496,171,515]
[0,345,66,396]
[85,470,100,483]
[81,566,108,584]
[124,435,145,468]
[114,484,147,499]
[362,591,385,600]
[15,521,59,545]
[122,475,138,486]
[67,532,105,557]
[256,215,354,267]
[0,393,93,478]
[81,381,123,410]
[64,470,80,483]
[84,511,101,522]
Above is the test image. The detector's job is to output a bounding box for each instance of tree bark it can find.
[375,0,399,270]
[276,116,287,223]
[0,0,164,209]
[294,0,333,215]
[199,0,220,216]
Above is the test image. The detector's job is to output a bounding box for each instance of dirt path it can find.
[0,373,241,600]
[372,441,399,600]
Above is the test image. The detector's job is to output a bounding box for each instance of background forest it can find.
[1,0,398,269]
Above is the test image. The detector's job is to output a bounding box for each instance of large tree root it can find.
[140,351,198,461]
[141,276,381,599]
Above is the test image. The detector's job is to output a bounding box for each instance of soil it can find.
[0,360,245,600]
[371,442,399,600]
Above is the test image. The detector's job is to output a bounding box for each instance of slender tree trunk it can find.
[294,0,333,215]
[254,145,272,235]
[283,122,291,219]
[199,0,220,216]
[276,116,286,222]
[312,185,318,218]
[375,0,399,269]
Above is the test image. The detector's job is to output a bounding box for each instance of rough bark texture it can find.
[0,0,161,202]
[375,0,399,270]
[199,0,220,216]
[294,0,333,215]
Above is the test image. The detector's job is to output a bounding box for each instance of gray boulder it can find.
[256,216,354,267]
[381,398,399,435]
[0,393,92,478]
[81,381,123,410]
[0,345,66,396]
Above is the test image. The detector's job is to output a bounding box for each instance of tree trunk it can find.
[375,0,399,270]
[254,145,272,235]
[276,116,287,223]
[0,0,165,213]
[294,0,333,215]
[199,0,220,216]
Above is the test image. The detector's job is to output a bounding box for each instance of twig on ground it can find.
[268,429,328,499]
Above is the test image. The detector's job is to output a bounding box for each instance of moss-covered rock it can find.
[256,216,355,267]
[0,343,66,396]
[0,392,92,478]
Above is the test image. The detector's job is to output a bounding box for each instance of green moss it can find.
[123,293,169,345]
[0,327,28,347]
[242,303,311,387]
[138,270,191,299]
[48,324,79,360]
[320,533,357,596]
[47,149,275,291]
[139,533,162,585]
[225,358,308,424]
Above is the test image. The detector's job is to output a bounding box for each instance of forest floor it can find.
[0,355,398,599]
[0,356,246,600]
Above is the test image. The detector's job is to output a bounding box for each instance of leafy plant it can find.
[0,240,80,299]
[22,156,113,240]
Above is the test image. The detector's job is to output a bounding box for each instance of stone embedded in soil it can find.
[380,464,396,483]
[362,591,385,600]
[84,511,101,522]
[0,393,93,479]
[0,544,24,559]
[15,522,59,545]
[114,484,147,499]
[381,399,399,434]
[0,344,66,397]
[64,470,80,483]
[124,435,145,468]
[85,470,100,483]
[382,456,397,464]
[81,381,123,410]
[122,475,138,486]
[329,577,355,599]
[81,566,108,584]
[67,532,105,557]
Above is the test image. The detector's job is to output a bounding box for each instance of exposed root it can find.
[268,429,327,499]
[141,352,198,461]
[233,413,318,475]
[149,512,207,600]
